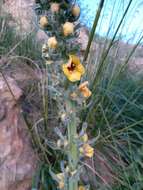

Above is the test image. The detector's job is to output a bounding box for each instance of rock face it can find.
[3,0,34,33]
[0,75,36,190]
[2,0,48,42]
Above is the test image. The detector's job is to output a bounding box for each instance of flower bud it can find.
[39,16,48,28]
[81,134,88,143]
[72,5,80,17]
[79,144,94,158]
[78,186,86,190]
[51,3,60,13]
[79,81,92,98]
[47,36,58,49]
[63,22,74,36]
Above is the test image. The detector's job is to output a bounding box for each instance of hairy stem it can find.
[67,101,78,190]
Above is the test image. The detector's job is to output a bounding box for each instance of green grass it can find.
[0,12,41,60]
[79,0,143,189]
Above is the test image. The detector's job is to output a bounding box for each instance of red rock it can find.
[0,75,36,190]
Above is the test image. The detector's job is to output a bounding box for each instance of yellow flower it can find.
[39,16,48,29]
[56,173,64,189]
[63,22,74,36]
[51,3,60,13]
[79,144,94,158]
[78,186,86,190]
[81,134,88,143]
[47,36,58,49]
[72,5,80,17]
[62,55,85,82]
[79,81,92,98]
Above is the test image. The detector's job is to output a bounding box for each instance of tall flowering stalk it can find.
[34,1,94,189]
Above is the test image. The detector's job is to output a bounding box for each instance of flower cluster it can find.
[35,0,81,62]
[34,1,94,189]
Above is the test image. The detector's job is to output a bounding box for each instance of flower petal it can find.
[69,55,80,65]
[68,71,81,82]
[62,64,70,77]
[77,63,85,75]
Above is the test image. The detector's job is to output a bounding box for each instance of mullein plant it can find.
[34,0,94,190]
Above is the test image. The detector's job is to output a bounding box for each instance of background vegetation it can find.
[0,0,143,189]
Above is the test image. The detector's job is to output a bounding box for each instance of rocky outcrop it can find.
[2,0,48,42]
[2,0,34,33]
[0,75,36,190]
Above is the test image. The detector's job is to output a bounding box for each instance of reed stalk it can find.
[83,0,105,63]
